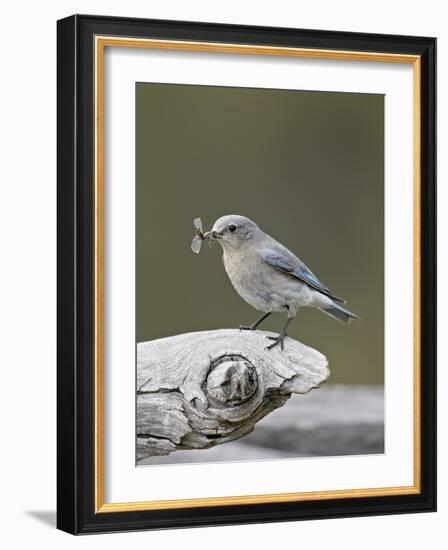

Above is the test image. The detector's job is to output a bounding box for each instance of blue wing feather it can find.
[259,248,344,303]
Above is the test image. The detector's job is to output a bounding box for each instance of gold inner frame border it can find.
[94,36,421,513]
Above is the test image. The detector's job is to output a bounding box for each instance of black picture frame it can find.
[57,14,436,534]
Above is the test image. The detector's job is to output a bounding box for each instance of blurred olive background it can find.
[136,83,384,385]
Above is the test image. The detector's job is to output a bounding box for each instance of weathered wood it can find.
[137,329,330,460]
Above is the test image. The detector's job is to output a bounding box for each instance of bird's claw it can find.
[265,334,285,351]
[239,324,255,331]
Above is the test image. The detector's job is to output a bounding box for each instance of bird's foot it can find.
[239,324,256,331]
[265,334,286,351]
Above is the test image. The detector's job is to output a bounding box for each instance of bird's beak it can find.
[204,230,221,240]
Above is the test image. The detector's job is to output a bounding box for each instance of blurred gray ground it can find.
[138,385,384,466]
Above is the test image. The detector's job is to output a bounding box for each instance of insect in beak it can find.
[191,218,213,254]
[205,230,220,240]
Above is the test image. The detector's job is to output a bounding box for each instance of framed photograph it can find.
[57,14,436,534]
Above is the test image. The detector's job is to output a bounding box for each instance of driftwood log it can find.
[137,329,330,460]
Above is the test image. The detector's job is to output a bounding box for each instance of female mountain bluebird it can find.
[204,214,358,351]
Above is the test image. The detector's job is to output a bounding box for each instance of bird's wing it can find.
[259,247,344,303]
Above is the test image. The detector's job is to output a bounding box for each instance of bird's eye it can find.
[229,224,237,233]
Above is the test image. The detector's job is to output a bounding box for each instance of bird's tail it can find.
[320,302,360,323]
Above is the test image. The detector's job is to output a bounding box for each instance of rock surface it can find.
[139,385,384,465]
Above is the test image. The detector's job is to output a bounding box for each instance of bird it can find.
[204,214,359,351]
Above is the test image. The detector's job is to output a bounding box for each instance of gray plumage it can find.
[205,214,358,350]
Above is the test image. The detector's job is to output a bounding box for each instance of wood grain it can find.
[137,329,329,459]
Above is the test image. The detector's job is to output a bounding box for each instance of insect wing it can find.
[191,235,202,254]
[193,217,203,233]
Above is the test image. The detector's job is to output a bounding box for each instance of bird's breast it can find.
[222,250,275,312]
[222,250,254,288]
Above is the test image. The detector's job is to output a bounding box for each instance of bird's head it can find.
[205,215,261,250]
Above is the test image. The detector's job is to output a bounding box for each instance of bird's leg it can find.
[266,308,295,351]
[239,311,272,331]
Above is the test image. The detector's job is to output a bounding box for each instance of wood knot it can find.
[205,355,258,406]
